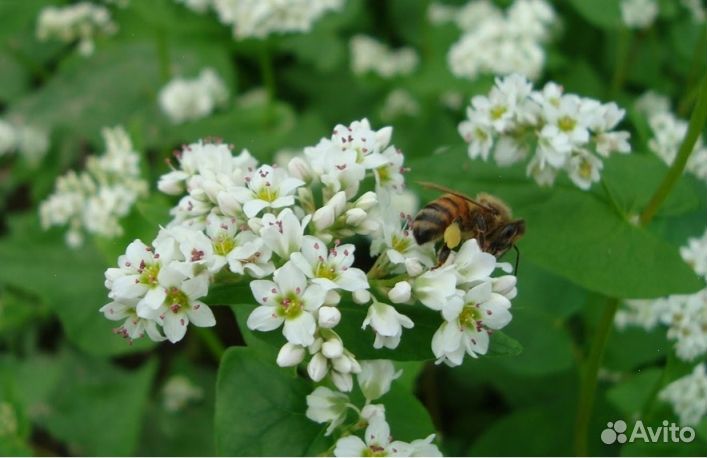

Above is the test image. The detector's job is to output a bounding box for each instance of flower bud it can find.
[276,343,305,367]
[361,403,386,421]
[358,360,401,401]
[288,156,313,182]
[354,191,377,210]
[405,258,423,277]
[157,172,185,195]
[322,338,344,359]
[318,306,341,328]
[324,290,341,306]
[493,275,518,299]
[308,337,323,354]
[331,371,353,392]
[345,208,367,225]
[332,355,352,374]
[388,281,412,303]
[313,191,347,231]
[307,352,328,382]
[352,289,371,304]
[217,191,241,217]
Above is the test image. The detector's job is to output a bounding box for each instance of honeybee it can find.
[413,182,525,269]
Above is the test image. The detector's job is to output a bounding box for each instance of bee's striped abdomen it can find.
[413,195,462,245]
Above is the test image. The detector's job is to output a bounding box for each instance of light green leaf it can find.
[607,369,662,417]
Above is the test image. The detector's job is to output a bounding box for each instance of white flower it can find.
[260,208,310,260]
[333,415,412,457]
[659,363,707,426]
[634,91,671,117]
[276,342,306,367]
[357,360,402,401]
[291,236,369,292]
[388,281,411,304]
[36,2,117,56]
[380,89,420,121]
[0,120,16,156]
[413,267,459,314]
[567,149,603,190]
[159,68,229,124]
[621,0,658,29]
[153,266,215,343]
[680,230,707,279]
[312,191,347,231]
[100,298,166,342]
[374,146,406,193]
[162,375,204,412]
[318,306,342,328]
[350,35,419,78]
[212,0,345,39]
[449,239,497,285]
[362,301,414,350]
[306,386,351,436]
[106,239,169,311]
[40,126,147,246]
[247,262,326,346]
[410,434,443,457]
[432,281,512,366]
[233,165,304,218]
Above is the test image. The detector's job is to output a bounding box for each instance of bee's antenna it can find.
[512,244,521,275]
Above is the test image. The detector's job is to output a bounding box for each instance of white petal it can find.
[163,313,188,343]
[336,268,369,292]
[274,261,307,295]
[282,312,316,346]
[365,416,391,447]
[301,235,327,265]
[278,177,305,196]
[334,436,367,457]
[187,301,216,327]
[112,275,145,299]
[182,275,209,299]
[247,305,283,331]
[141,286,167,310]
[250,280,278,306]
[290,252,315,278]
[243,199,269,218]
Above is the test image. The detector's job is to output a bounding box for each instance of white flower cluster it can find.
[380,89,421,122]
[681,0,706,22]
[175,0,212,14]
[659,363,707,427]
[158,68,229,124]
[350,35,419,79]
[36,2,117,56]
[636,92,707,181]
[306,360,442,456]
[617,229,707,362]
[620,0,658,29]
[459,74,631,190]
[440,0,556,81]
[162,375,204,412]
[39,126,147,247]
[212,0,345,39]
[0,119,49,164]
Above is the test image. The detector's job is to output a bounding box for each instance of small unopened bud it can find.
[361,403,386,421]
[332,355,352,374]
[307,353,328,382]
[313,191,347,231]
[345,208,367,225]
[318,306,341,328]
[158,174,185,195]
[375,126,393,147]
[324,290,341,306]
[331,371,353,392]
[247,217,263,233]
[354,191,377,210]
[388,281,412,303]
[288,156,313,182]
[322,338,344,359]
[308,337,323,354]
[493,275,517,299]
[352,289,371,304]
[405,258,423,277]
[217,191,241,217]
[276,343,305,367]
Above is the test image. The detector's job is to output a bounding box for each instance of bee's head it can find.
[487,219,525,257]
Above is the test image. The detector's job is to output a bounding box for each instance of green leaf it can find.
[569,0,623,30]
[215,347,323,456]
[607,369,662,417]
[407,148,705,298]
[0,213,154,356]
[40,352,157,456]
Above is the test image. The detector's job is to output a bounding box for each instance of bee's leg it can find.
[471,213,488,250]
[437,220,462,267]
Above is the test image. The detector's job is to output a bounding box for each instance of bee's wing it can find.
[416,181,494,212]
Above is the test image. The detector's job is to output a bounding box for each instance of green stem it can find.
[609,28,632,98]
[194,327,226,362]
[640,75,707,226]
[258,42,276,102]
[573,297,620,457]
[155,29,171,84]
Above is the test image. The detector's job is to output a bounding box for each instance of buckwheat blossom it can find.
[232,165,305,218]
[380,89,420,122]
[291,236,369,292]
[459,74,631,190]
[444,0,556,81]
[634,91,671,117]
[212,0,345,39]
[681,0,706,22]
[159,68,229,124]
[162,375,204,412]
[159,140,257,227]
[39,126,147,247]
[357,360,402,402]
[350,35,419,78]
[175,0,213,14]
[620,0,658,29]
[659,363,707,426]
[306,386,351,436]
[36,2,117,56]
[0,119,49,164]
[617,229,707,362]
[333,415,414,457]
[647,110,707,181]
[362,300,415,350]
